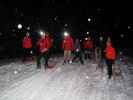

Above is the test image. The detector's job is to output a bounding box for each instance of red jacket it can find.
[22,36,32,49]
[83,40,93,49]
[37,36,51,53]
[47,36,53,49]
[62,36,74,50]
[105,44,116,60]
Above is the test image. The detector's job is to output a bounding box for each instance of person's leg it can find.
[88,49,92,59]
[109,60,113,79]
[23,49,25,61]
[79,52,84,64]
[68,50,72,63]
[100,57,104,72]
[84,49,87,60]
[72,54,77,63]
[100,48,105,71]
[106,59,109,78]
[95,48,98,62]
[91,48,94,59]
[86,49,90,59]
[95,48,99,70]
[106,59,113,79]
[37,53,43,69]
[48,48,51,58]
[22,49,26,61]
[26,48,31,61]
[23,48,29,61]
[87,49,90,59]
[44,51,49,69]
[29,48,34,60]
[63,50,67,64]
[72,51,78,62]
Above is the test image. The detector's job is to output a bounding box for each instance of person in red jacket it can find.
[83,36,93,60]
[36,32,51,70]
[62,33,74,64]
[22,32,33,61]
[104,38,116,79]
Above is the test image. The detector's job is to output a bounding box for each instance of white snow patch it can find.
[0,58,133,100]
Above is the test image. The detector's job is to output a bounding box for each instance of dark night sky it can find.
[0,1,132,28]
[0,0,133,36]
[0,0,133,58]
[0,0,133,24]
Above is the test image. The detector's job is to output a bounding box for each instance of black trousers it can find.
[72,51,84,64]
[23,48,33,61]
[84,48,92,59]
[96,48,104,69]
[106,59,114,79]
[37,51,49,69]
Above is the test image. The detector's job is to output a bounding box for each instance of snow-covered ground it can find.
[0,56,133,100]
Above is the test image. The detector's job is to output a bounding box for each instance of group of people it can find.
[22,32,52,70]
[62,33,94,65]
[22,32,116,79]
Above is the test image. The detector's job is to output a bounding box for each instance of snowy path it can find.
[0,58,133,100]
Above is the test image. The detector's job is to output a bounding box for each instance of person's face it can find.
[26,33,29,36]
[106,42,112,47]
[88,37,91,40]
[41,34,45,38]
[107,37,111,42]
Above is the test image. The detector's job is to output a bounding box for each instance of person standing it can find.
[36,32,51,70]
[72,38,84,64]
[104,38,116,79]
[62,32,74,64]
[95,36,105,72]
[22,32,33,62]
[83,36,93,60]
